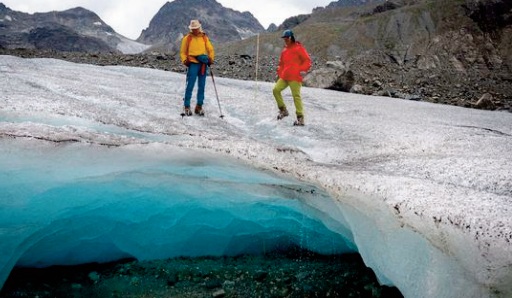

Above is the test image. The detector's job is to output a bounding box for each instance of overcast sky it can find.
[1,0,334,40]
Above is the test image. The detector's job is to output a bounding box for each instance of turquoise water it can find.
[0,139,356,289]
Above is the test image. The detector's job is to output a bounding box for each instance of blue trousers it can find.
[184,63,207,108]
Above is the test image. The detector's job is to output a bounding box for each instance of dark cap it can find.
[281,29,294,38]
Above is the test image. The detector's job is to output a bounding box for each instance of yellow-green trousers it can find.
[272,79,304,117]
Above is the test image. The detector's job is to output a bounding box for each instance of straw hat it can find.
[188,19,202,30]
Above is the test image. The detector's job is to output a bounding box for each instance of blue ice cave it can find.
[0,140,357,289]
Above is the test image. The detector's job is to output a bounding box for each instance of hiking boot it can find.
[184,107,193,116]
[277,107,289,120]
[293,115,305,126]
[194,104,204,116]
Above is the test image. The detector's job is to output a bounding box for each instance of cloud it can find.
[98,1,166,39]
[218,0,332,28]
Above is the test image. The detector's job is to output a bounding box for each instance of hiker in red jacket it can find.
[273,29,311,126]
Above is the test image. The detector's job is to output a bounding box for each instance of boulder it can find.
[303,60,354,91]
[475,93,496,110]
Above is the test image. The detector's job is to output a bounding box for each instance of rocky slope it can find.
[217,0,512,111]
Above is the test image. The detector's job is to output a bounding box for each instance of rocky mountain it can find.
[137,0,265,53]
[274,0,387,34]
[276,14,311,32]
[217,0,512,111]
[0,3,148,54]
[266,23,278,32]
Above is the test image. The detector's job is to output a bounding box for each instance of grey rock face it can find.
[0,5,124,53]
[137,0,265,52]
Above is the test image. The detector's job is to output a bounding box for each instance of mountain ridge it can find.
[0,4,149,53]
[0,0,384,54]
[136,0,265,53]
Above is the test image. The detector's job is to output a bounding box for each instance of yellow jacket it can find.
[180,32,215,64]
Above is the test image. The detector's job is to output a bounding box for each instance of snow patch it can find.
[116,36,151,54]
[237,27,258,40]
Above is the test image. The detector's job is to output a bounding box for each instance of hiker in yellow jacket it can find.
[180,19,215,116]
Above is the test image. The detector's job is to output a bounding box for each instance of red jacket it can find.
[277,42,311,82]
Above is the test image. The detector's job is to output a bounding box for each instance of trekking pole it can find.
[210,68,224,119]
[180,69,189,117]
[254,33,260,101]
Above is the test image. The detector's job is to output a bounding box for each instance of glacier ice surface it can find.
[0,55,511,297]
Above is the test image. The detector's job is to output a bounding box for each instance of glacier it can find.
[0,55,511,297]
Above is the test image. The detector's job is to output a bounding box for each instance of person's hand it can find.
[300,71,307,77]
[208,59,213,66]
[183,60,190,67]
